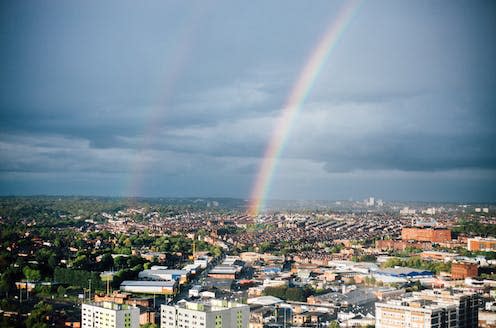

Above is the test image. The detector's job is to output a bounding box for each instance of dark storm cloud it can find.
[0,0,495,200]
[321,133,496,173]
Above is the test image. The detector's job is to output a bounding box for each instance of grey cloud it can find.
[1,0,495,200]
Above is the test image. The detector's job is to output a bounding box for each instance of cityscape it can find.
[0,197,495,327]
[1,1,495,328]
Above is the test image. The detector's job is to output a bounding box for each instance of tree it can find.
[114,256,128,269]
[57,285,66,297]
[140,324,157,328]
[328,321,340,328]
[25,301,53,328]
[99,254,114,271]
[285,287,306,302]
[263,286,287,299]
[0,267,21,298]
[23,267,41,282]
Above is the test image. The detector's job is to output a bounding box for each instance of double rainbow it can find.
[247,0,362,216]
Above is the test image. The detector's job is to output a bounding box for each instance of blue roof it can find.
[376,267,434,278]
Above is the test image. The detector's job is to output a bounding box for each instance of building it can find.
[189,285,203,298]
[374,267,434,279]
[420,251,459,262]
[451,262,478,279]
[401,227,452,243]
[400,207,416,215]
[140,252,167,262]
[138,269,188,284]
[120,280,178,295]
[376,239,433,251]
[376,289,480,328]
[208,266,239,279]
[467,237,496,251]
[94,291,151,307]
[376,298,457,328]
[479,310,496,328]
[161,299,249,328]
[194,256,209,269]
[414,289,480,328]
[81,302,139,328]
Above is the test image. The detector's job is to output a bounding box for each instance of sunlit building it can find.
[81,302,139,328]
[376,289,479,328]
[161,299,249,328]
[467,237,496,251]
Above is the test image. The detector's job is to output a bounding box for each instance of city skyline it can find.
[1,0,495,202]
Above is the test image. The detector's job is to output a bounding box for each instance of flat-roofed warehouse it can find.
[120,280,178,295]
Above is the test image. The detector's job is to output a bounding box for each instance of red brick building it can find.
[376,239,433,251]
[401,227,451,243]
[451,262,478,279]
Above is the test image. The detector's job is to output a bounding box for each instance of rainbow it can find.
[125,3,213,198]
[247,0,362,216]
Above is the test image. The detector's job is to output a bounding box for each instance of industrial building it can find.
[138,269,188,285]
[374,267,434,279]
[120,280,178,295]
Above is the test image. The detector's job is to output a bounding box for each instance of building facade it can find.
[376,290,480,328]
[415,290,480,328]
[120,280,178,295]
[376,299,457,328]
[467,237,496,251]
[81,302,139,328]
[161,299,249,328]
[401,227,452,243]
[451,262,478,280]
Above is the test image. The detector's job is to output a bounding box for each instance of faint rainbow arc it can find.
[124,2,214,199]
[247,0,362,216]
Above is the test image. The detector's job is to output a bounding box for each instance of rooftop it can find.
[121,280,176,287]
[164,299,248,313]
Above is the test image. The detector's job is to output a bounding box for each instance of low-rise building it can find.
[401,227,452,243]
[420,251,459,262]
[120,280,177,295]
[451,262,478,279]
[374,267,434,280]
[479,310,496,328]
[138,269,188,284]
[208,266,239,279]
[467,237,496,251]
[94,291,151,307]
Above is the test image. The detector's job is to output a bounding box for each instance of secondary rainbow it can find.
[247,0,362,216]
[125,3,213,198]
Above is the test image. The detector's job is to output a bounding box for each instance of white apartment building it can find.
[376,299,457,328]
[413,289,480,328]
[161,299,249,328]
[376,289,480,328]
[81,302,139,328]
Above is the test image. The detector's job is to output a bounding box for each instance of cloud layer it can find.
[1,0,495,201]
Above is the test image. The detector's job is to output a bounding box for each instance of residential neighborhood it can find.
[0,197,495,327]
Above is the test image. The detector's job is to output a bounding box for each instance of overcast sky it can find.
[1,0,495,202]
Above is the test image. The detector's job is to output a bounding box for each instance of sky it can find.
[0,0,495,202]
